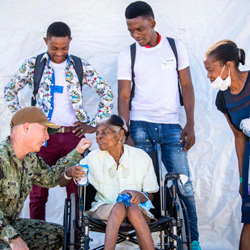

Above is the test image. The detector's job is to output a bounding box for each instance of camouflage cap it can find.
[10,107,60,134]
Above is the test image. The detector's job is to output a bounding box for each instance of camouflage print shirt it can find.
[0,136,82,244]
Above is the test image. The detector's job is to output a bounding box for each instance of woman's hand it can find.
[59,165,86,187]
[120,190,146,204]
[66,165,86,182]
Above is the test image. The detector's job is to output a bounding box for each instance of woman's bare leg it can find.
[104,203,126,250]
[127,205,155,250]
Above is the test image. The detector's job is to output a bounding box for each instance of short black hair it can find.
[46,21,71,39]
[125,1,154,20]
[205,39,245,68]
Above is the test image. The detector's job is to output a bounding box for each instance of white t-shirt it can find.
[117,36,189,124]
[50,60,77,126]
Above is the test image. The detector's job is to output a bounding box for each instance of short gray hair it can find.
[97,115,129,144]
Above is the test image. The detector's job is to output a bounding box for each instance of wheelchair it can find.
[63,144,191,250]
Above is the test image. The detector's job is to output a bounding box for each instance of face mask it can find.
[211,65,231,91]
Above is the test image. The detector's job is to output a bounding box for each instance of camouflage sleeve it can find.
[32,149,83,188]
[0,211,19,244]
[82,60,114,127]
[0,169,20,244]
[4,57,36,113]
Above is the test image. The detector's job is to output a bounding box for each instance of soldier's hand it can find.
[72,122,96,137]
[76,138,92,154]
[10,236,29,250]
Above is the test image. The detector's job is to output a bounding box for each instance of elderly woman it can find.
[61,114,159,250]
[204,39,249,250]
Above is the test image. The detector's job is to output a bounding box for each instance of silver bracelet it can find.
[64,171,72,180]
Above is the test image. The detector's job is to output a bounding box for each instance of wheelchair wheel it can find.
[70,193,76,250]
[84,236,90,250]
[164,187,191,250]
[179,199,191,250]
[63,198,70,250]
[177,197,187,250]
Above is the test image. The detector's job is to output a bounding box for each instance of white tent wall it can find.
[0,0,249,249]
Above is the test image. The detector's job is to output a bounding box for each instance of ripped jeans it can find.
[130,120,199,242]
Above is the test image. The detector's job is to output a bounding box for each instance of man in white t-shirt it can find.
[118,2,200,249]
[4,21,114,221]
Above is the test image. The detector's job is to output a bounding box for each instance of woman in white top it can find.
[60,114,159,250]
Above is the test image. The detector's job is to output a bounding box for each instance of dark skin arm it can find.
[59,165,86,187]
[224,114,245,196]
[179,67,195,151]
[59,139,92,187]
[118,79,135,146]
[72,122,96,137]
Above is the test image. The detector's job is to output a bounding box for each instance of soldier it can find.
[0,106,91,250]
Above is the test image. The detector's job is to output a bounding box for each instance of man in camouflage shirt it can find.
[0,107,91,250]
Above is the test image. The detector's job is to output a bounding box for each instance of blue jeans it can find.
[130,120,199,242]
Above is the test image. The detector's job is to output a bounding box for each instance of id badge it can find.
[162,57,176,69]
[54,85,63,94]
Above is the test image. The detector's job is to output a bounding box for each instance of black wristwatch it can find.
[11,234,19,240]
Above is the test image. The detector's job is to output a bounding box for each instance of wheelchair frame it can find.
[63,144,191,250]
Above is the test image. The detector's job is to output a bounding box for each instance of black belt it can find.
[57,126,74,133]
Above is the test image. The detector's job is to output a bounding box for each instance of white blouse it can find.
[79,144,159,212]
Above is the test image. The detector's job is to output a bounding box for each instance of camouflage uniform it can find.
[0,219,64,250]
[0,136,82,249]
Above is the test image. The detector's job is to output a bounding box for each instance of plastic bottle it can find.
[116,193,132,207]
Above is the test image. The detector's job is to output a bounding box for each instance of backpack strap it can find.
[129,38,184,110]
[71,55,83,89]
[167,37,183,106]
[129,43,136,110]
[32,53,45,106]
[32,54,83,106]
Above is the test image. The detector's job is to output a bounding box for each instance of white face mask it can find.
[211,65,231,91]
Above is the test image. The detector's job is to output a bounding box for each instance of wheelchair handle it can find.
[83,149,89,158]
[165,172,180,181]
[165,172,180,200]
